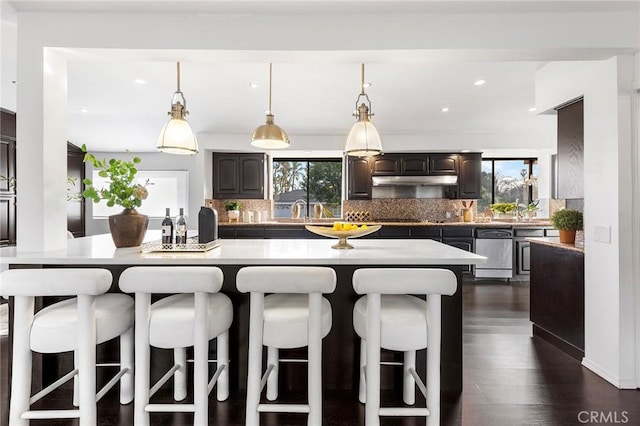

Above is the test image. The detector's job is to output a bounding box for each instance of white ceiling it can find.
[3,0,638,153]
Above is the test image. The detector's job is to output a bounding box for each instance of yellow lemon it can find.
[360,224,368,230]
[332,222,342,231]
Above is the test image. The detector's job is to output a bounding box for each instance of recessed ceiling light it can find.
[133,78,147,85]
[461,149,471,153]
[441,107,450,113]
[79,108,88,113]
[11,80,17,85]
[363,82,371,88]
[474,79,487,86]
[528,107,537,112]
[249,82,259,89]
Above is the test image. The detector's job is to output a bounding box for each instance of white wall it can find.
[536,57,638,388]
[0,2,17,111]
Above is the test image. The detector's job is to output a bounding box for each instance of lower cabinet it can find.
[514,239,531,275]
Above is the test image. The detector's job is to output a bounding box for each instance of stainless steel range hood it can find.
[372,175,458,186]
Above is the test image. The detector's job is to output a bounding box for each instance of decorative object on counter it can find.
[81,145,149,248]
[175,208,188,244]
[224,200,241,223]
[490,202,516,219]
[305,223,381,249]
[462,200,474,222]
[345,63,383,156]
[551,208,583,244]
[242,210,254,223]
[313,202,323,219]
[250,63,290,149]
[198,206,218,243]
[518,199,540,221]
[344,211,373,222]
[162,207,174,244]
[140,237,221,253]
[157,62,198,155]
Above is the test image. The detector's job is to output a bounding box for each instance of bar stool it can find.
[0,268,134,426]
[119,266,232,426]
[352,268,457,426]
[236,266,336,426]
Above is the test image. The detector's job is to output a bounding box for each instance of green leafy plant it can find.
[81,144,149,210]
[551,208,583,231]
[224,200,241,211]
[490,202,516,214]
[518,200,539,213]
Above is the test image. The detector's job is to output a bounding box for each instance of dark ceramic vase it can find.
[108,209,149,248]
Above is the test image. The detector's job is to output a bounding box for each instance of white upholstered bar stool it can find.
[236,266,336,426]
[352,268,457,426]
[0,268,134,426]
[119,266,232,426]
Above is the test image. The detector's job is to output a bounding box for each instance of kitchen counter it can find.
[220,220,552,227]
[527,236,584,253]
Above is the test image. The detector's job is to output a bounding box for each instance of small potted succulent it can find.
[551,208,583,244]
[224,200,241,222]
[518,200,540,221]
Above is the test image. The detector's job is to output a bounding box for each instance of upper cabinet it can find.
[457,153,482,199]
[212,153,267,199]
[347,156,373,200]
[401,154,429,175]
[371,155,401,175]
[1,109,16,246]
[556,99,584,199]
[429,154,458,175]
[67,142,86,238]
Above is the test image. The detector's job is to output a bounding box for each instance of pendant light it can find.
[158,62,199,155]
[344,63,383,157]
[250,63,290,149]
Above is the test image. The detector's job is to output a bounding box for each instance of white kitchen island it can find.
[1,234,486,398]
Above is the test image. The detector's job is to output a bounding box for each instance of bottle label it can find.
[162,226,172,236]
[176,225,186,235]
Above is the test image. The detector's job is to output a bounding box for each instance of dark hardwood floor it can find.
[2,278,639,425]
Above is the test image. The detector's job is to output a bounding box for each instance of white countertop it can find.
[0,233,487,266]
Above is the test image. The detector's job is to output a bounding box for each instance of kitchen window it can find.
[272,159,342,219]
[479,158,538,213]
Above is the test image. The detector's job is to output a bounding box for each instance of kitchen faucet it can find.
[292,199,307,220]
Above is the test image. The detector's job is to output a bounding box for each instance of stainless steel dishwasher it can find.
[474,228,514,279]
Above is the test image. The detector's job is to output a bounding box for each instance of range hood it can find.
[372,175,458,186]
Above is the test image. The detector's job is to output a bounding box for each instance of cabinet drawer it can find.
[377,226,411,238]
[410,227,442,238]
[236,227,265,239]
[545,229,560,237]
[514,228,544,237]
[443,227,474,238]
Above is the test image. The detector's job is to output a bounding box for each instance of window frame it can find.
[482,157,538,205]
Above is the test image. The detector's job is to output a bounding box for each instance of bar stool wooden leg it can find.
[403,350,416,405]
[266,347,279,401]
[245,292,265,426]
[174,347,187,401]
[73,350,80,407]
[194,292,210,426]
[359,339,367,404]
[365,294,382,426]
[308,293,323,426]
[77,294,97,425]
[427,294,442,426]
[120,326,134,404]
[9,296,34,426]
[217,330,230,401]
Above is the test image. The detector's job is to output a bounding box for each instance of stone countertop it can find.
[526,237,585,253]
[220,220,552,228]
[0,232,487,266]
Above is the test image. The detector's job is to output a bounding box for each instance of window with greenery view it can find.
[272,159,342,218]
[479,159,538,213]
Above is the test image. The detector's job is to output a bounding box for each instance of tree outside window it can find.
[478,158,538,213]
[272,159,342,218]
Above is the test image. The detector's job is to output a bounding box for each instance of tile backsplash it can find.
[205,199,273,222]
[344,199,477,222]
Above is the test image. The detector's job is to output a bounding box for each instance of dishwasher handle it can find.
[475,228,513,238]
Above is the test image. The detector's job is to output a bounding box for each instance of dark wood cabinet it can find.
[213,153,266,199]
[67,142,85,238]
[429,154,458,175]
[557,99,584,199]
[371,155,400,175]
[401,154,429,175]
[1,109,16,247]
[515,240,531,275]
[347,156,372,200]
[457,153,482,199]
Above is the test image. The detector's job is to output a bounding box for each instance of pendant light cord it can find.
[268,63,273,114]
[360,63,365,95]
[176,62,181,91]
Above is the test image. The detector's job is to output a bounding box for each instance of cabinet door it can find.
[515,239,531,275]
[557,100,584,199]
[347,157,372,200]
[457,153,481,199]
[0,139,15,195]
[401,154,429,175]
[371,155,400,175]
[213,154,240,197]
[239,155,265,198]
[67,142,85,237]
[429,154,458,175]
[443,238,474,272]
[0,196,16,246]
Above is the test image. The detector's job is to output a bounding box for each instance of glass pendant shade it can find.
[250,63,290,149]
[158,62,199,155]
[158,118,198,155]
[345,64,383,157]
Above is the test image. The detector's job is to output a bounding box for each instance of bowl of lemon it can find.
[305,223,381,249]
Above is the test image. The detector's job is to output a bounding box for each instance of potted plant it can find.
[81,144,150,247]
[518,200,540,220]
[550,208,583,244]
[490,202,516,219]
[224,200,241,222]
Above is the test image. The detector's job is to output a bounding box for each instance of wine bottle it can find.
[161,207,174,244]
[175,207,187,244]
